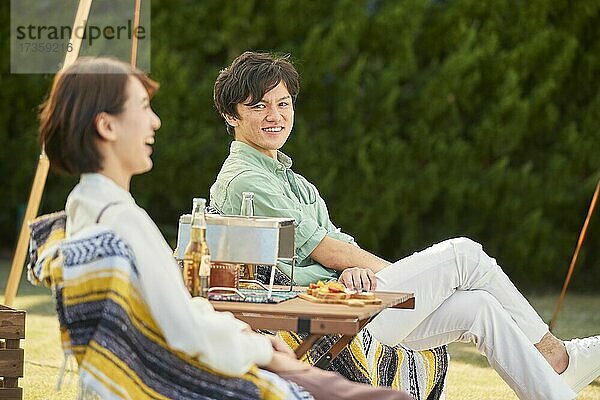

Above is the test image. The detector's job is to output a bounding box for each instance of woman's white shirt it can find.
[65,173,273,376]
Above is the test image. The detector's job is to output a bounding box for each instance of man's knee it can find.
[446,236,498,276]
[447,236,482,256]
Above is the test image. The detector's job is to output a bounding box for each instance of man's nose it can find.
[265,106,282,122]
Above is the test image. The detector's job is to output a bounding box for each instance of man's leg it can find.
[366,237,598,397]
[368,237,548,346]
[400,290,575,400]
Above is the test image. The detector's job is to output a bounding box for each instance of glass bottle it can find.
[173,214,188,268]
[183,198,211,297]
[240,192,255,217]
[240,192,255,280]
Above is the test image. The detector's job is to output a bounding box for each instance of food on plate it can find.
[351,291,376,300]
[306,281,380,303]
[307,280,348,299]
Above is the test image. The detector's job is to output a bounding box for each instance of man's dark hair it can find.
[39,57,159,175]
[213,51,299,135]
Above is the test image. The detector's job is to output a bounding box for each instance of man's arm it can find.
[310,235,391,290]
[310,235,390,272]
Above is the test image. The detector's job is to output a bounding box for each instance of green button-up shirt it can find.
[210,141,355,285]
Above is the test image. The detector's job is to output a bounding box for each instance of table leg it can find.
[294,334,321,358]
[313,334,355,369]
[312,317,373,369]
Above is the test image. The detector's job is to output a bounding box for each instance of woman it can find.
[35,56,410,400]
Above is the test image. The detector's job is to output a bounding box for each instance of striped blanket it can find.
[27,212,312,400]
[256,266,449,400]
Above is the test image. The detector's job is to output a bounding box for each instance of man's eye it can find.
[279,102,289,107]
[252,104,266,109]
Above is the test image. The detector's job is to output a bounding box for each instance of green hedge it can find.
[2,0,599,290]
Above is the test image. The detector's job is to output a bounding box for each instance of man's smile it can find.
[262,126,284,133]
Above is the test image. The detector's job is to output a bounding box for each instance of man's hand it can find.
[338,267,377,291]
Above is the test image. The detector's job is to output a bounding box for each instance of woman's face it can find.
[110,76,161,178]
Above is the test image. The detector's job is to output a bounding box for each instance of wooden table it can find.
[211,291,414,368]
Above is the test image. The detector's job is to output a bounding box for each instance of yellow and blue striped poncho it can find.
[28,212,312,400]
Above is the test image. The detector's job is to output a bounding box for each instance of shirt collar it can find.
[79,173,136,204]
[230,141,293,172]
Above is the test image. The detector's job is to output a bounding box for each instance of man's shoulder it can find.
[210,154,278,210]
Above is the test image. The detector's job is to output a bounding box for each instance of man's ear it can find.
[223,113,239,127]
[95,112,118,141]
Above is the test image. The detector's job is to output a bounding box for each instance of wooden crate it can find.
[0,305,25,400]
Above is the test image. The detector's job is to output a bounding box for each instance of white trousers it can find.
[367,237,576,400]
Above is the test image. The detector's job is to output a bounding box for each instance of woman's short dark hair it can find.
[213,51,299,135]
[39,57,159,175]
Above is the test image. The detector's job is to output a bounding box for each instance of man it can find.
[210,51,600,400]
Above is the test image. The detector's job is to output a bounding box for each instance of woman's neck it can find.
[97,166,131,191]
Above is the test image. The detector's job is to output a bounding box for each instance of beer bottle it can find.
[183,198,211,297]
[240,192,255,280]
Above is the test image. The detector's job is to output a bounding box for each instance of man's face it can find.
[227,81,294,159]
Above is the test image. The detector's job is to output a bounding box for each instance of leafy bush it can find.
[2,0,598,289]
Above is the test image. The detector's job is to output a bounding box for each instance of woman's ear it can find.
[95,112,118,141]
[223,113,239,127]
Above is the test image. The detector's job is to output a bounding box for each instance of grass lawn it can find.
[0,259,598,399]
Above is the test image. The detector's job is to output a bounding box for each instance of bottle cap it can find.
[193,197,207,207]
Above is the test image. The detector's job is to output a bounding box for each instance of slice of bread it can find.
[350,291,375,300]
[314,291,350,300]
[307,280,347,296]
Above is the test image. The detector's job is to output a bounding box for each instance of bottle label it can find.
[199,255,211,298]
[199,255,211,275]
